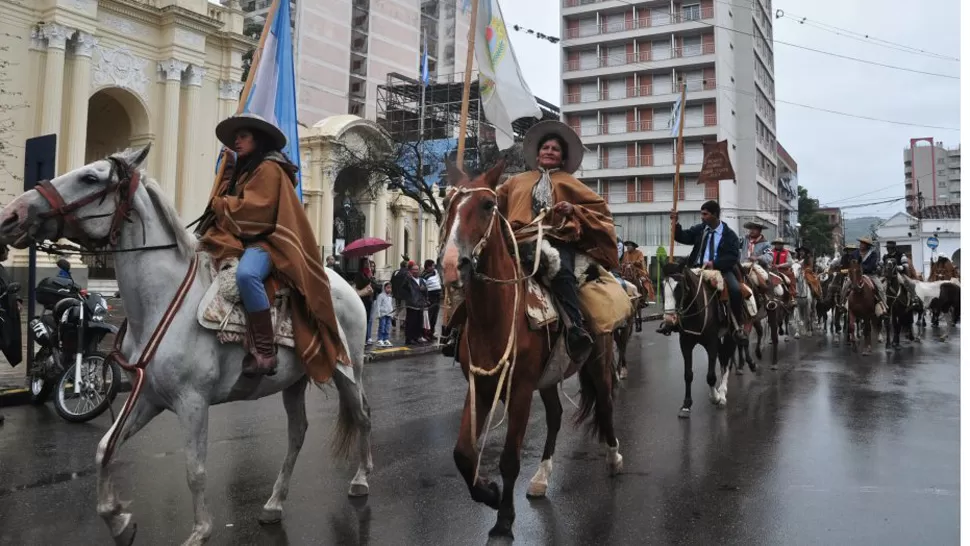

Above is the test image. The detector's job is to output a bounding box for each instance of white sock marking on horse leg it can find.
[527,458,553,497]
[606,441,623,475]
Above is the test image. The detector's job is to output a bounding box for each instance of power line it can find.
[776,9,960,63]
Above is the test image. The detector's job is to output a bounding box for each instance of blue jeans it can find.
[378,316,391,341]
[237,247,272,312]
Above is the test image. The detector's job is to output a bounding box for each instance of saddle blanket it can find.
[692,268,757,318]
[524,241,632,334]
[196,256,296,348]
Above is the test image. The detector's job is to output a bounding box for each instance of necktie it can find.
[699,227,713,265]
[707,227,716,263]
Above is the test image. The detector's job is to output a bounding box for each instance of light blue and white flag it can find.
[422,36,430,85]
[243,0,302,199]
[668,94,683,137]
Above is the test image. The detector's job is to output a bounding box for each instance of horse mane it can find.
[140,174,198,260]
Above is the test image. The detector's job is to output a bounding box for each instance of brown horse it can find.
[619,262,649,332]
[440,162,622,539]
[846,260,882,355]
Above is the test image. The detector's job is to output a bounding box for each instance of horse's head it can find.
[0,145,151,249]
[661,258,699,317]
[439,159,506,288]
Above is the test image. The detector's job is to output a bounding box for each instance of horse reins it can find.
[29,159,199,468]
[443,186,558,484]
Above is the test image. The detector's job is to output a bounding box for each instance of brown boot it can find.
[243,309,278,376]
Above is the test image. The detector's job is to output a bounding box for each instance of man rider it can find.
[741,221,772,263]
[620,240,653,302]
[882,240,918,307]
[842,237,887,315]
[770,238,797,307]
[661,200,745,339]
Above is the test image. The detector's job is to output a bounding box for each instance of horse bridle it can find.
[34,157,141,250]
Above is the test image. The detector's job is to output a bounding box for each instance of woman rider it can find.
[196,113,350,378]
[442,120,619,359]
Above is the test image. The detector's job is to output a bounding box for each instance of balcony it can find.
[575,117,717,145]
[563,43,716,79]
[563,8,715,47]
[576,154,705,179]
[562,78,716,111]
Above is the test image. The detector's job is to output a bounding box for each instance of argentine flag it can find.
[244,0,302,200]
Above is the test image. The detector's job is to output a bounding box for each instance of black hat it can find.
[701,200,720,216]
[743,221,766,230]
[885,240,897,246]
[623,240,639,248]
[795,246,811,254]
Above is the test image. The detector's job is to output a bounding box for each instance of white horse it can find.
[793,261,815,338]
[0,146,374,546]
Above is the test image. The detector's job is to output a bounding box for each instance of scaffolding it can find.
[376,71,560,165]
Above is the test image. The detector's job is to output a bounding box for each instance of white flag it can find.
[475,0,541,150]
[668,94,683,137]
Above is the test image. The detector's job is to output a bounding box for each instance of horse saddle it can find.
[196,254,296,349]
[695,268,757,317]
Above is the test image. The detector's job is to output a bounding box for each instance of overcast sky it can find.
[499,0,961,219]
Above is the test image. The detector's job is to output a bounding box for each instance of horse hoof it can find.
[770,365,778,371]
[114,523,137,546]
[526,481,548,498]
[678,407,691,419]
[348,482,370,498]
[488,519,514,538]
[619,368,628,380]
[258,508,283,525]
[794,333,800,339]
[473,480,501,510]
[716,397,727,408]
[735,368,744,376]
[608,453,624,476]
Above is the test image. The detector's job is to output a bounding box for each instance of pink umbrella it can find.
[341,237,392,258]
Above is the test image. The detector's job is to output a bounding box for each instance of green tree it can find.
[240,22,262,84]
[797,186,835,257]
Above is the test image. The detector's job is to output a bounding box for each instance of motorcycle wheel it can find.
[29,349,55,405]
[53,352,121,423]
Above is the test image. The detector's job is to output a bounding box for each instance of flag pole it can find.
[455,0,480,169]
[417,53,427,262]
[209,0,280,201]
[669,80,687,256]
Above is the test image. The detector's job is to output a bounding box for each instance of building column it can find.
[40,23,72,170]
[66,31,96,171]
[372,187,389,273]
[158,59,187,200]
[218,79,243,121]
[394,207,408,262]
[178,64,206,216]
[320,160,336,258]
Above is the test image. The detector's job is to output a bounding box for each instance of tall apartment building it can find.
[904,138,961,214]
[238,0,472,125]
[817,207,844,251]
[776,142,798,243]
[561,0,779,258]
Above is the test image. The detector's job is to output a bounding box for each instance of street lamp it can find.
[794,222,801,247]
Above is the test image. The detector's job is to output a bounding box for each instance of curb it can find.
[364,343,442,363]
[1,379,133,408]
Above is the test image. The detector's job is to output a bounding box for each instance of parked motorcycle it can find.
[28,275,122,423]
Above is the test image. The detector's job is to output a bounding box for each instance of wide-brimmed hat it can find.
[523,120,584,174]
[857,237,873,246]
[743,221,766,230]
[843,244,858,250]
[623,240,639,248]
[771,238,786,245]
[216,113,287,151]
[885,240,897,246]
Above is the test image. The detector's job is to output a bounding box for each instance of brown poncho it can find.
[199,152,349,382]
[497,170,619,270]
[620,248,648,279]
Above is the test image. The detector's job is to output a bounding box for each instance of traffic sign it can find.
[927,236,939,250]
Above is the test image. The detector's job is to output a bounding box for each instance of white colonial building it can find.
[0,0,438,285]
[874,205,961,277]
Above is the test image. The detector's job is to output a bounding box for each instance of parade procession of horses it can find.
[0,0,961,543]
[0,123,960,544]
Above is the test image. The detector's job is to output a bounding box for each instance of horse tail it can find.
[331,375,362,460]
[573,335,615,443]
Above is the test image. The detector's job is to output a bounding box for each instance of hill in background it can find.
[842,216,885,243]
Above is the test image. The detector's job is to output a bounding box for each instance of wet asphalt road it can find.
[0,326,960,546]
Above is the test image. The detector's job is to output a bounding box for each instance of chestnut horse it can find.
[440,162,622,539]
[846,260,882,355]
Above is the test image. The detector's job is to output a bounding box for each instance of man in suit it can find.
[663,200,745,340]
